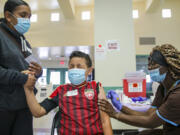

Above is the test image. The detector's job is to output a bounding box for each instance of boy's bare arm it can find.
[98,85,113,135]
[24,74,46,118]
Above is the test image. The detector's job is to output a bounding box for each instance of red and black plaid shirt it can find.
[41,81,103,135]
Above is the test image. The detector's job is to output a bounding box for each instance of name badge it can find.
[67,89,78,97]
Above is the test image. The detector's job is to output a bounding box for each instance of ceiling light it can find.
[30,14,37,22]
[39,47,49,59]
[29,1,38,11]
[78,46,90,54]
[162,9,171,18]
[51,13,60,22]
[65,46,77,56]
[81,11,91,20]
[133,10,139,19]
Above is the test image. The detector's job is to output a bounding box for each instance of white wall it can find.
[25,6,94,47]
[94,0,136,87]
[0,4,94,47]
[134,0,180,55]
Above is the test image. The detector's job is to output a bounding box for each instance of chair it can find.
[122,131,139,135]
[51,110,61,135]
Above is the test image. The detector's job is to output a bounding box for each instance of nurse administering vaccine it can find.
[98,44,180,135]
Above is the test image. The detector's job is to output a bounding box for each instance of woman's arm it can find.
[121,106,156,116]
[113,111,163,128]
[98,99,164,128]
[98,85,113,135]
[0,65,28,85]
[107,90,155,116]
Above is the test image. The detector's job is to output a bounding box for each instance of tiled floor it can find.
[33,111,56,135]
[34,131,50,135]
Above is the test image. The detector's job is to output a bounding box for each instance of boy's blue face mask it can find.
[68,68,86,85]
[149,68,167,82]
[11,13,31,35]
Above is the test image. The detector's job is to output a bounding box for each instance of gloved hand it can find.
[106,90,122,111]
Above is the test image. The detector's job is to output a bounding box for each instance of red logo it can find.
[84,89,94,100]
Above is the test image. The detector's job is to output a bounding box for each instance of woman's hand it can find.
[21,70,35,75]
[98,99,118,118]
[24,74,36,91]
[28,62,42,77]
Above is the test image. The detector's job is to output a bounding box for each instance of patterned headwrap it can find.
[149,44,180,80]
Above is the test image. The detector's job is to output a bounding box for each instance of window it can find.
[136,55,149,73]
[30,14,37,22]
[81,11,91,20]
[39,47,49,59]
[136,55,153,94]
[51,13,60,21]
[42,69,47,76]
[133,10,139,19]
[38,77,47,85]
[50,71,60,85]
[146,74,151,83]
[65,71,70,84]
[162,9,171,18]
[38,69,47,85]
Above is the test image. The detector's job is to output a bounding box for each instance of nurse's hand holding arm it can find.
[98,98,118,118]
[98,99,164,128]
[107,90,155,116]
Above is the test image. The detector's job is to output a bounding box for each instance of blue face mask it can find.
[149,68,167,82]
[10,13,31,35]
[14,18,31,34]
[68,68,86,85]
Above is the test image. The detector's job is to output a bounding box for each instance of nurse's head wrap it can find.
[148,44,180,80]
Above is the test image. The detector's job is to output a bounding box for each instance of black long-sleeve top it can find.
[0,19,37,111]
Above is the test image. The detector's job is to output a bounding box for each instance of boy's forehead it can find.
[69,57,86,64]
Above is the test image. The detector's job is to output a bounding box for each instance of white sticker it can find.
[25,54,41,65]
[106,40,120,52]
[128,82,142,92]
[67,89,78,97]
[95,43,107,60]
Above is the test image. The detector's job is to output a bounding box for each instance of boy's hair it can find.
[69,51,92,68]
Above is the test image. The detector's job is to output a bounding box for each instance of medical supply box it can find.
[123,71,146,97]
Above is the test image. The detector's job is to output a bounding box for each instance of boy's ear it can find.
[88,67,93,75]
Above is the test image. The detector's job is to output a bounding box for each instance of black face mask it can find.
[151,50,168,67]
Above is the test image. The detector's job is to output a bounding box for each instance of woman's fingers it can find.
[98,99,112,111]
[28,62,42,76]
[30,62,40,66]
[21,70,35,75]
[98,99,117,116]
[99,106,108,113]
[29,65,41,71]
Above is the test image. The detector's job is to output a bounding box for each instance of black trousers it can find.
[0,108,33,135]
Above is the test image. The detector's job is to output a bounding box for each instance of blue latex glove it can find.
[131,96,147,102]
[106,90,122,111]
